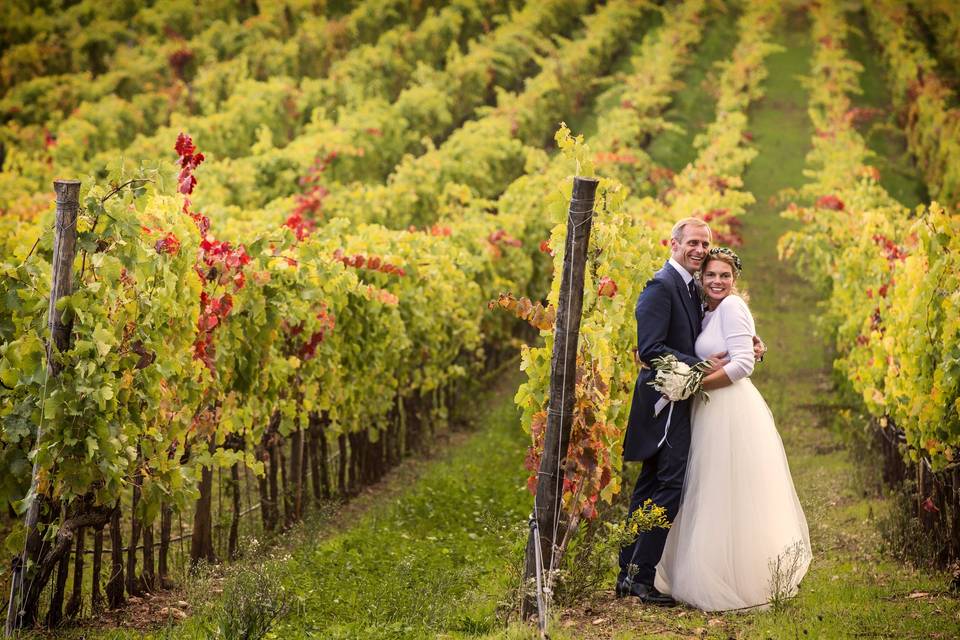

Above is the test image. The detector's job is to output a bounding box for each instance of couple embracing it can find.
[616,217,812,612]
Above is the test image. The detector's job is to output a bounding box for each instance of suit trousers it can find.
[618,427,689,587]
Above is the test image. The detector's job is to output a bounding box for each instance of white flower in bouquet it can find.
[648,354,711,403]
[657,370,690,401]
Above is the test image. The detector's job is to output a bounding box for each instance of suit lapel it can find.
[664,262,699,341]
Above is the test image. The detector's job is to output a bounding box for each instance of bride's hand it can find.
[705,352,729,374]
[752,336,767,362]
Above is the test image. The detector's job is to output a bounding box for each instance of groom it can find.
[616,217,763,605]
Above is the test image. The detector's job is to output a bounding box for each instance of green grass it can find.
[265,385,530,639]
[268,382,530,639]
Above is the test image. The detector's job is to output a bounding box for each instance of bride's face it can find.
[702,259,734,305]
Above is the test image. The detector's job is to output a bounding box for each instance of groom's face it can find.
[670,225,711,274]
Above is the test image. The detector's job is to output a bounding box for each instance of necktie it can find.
[688,280,704,320]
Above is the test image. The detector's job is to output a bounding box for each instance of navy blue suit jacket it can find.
[623,262,703,462]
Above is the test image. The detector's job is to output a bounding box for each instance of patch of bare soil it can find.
[31,586,199,637]
[557,589,737,639]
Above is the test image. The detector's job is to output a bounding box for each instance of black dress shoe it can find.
[615,579,677,606]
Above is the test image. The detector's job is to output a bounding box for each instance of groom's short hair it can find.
[671,217,712,243]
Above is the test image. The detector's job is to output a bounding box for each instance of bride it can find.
[654,247,812,611]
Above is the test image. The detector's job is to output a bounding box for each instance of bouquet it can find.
[647,354,711,409]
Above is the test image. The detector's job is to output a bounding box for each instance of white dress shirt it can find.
[668,257,695,297]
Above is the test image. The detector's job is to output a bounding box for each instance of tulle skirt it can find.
[654,379,812,611]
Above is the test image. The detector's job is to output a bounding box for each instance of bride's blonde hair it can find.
[700,247,749,303]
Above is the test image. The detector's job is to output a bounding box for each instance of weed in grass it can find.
[550,515,624,608]
[767,540,810,613]
[494,525,528,627]
[211,564,289,640]
[179,558,220,610]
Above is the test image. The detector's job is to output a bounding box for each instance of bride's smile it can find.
[701,260,734,309]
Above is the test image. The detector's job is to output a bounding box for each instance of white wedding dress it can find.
[655,294,811,611]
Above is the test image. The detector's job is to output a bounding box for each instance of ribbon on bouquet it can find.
[654,396,674,448]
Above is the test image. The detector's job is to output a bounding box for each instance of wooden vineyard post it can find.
[91,525,104,611]
[158,504,173,587]
[316,415,331,499]
[289,424,304,522]
[141,517,155,591]
[5,179,81,636]
[520,176,598,625]
[65,521,84,617]
[190,438,217,567]
[106,502,124,609]
[126,458,143,595]
[45,509,69,626]
[228,462,241,560]
[257,439,272,531]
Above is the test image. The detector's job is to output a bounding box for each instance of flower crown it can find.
[707,246,743,273]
